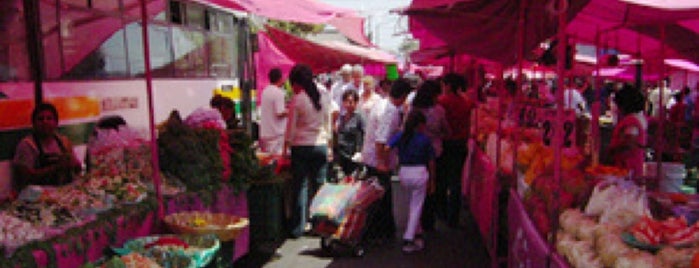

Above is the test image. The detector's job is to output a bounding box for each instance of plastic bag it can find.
[309,183,359,223]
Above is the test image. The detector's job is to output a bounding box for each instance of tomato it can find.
[692,252,699,268]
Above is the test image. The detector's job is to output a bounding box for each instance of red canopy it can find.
[405,0,699,66]
[566,0,699,65]
[261,26,395,74]
[405,0,591,65]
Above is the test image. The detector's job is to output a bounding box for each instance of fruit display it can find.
[0,212,46,254]
[552,180,699,268]
[116,234,219,268]
[164,212,249,242]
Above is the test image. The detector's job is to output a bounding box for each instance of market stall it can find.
[403,0,699,267]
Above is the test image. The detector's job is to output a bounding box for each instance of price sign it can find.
[516,104,540,128]
[540,109,576,148]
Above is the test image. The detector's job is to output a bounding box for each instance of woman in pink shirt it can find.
[609,84,647,177]
[284,64,332,238]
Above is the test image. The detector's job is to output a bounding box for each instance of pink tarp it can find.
[405,0,699,66]
[508,189,553,268]
[36,0,164,79]
[261,26,395,74]
[198,0,372,46]
[405,0,591,65]
[566,0,699,65]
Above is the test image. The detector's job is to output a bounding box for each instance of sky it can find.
[318,0,413,53]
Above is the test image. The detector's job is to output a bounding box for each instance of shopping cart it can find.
[310,176,385,257]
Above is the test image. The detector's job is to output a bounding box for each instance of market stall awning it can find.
[198,0,372,46]
[404,0,699,66]
[262,26,395,74]
[565,0,699,65]
[404,0,592,65]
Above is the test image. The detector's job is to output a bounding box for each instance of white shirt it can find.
[357,92,382,120]
[648,86,673,117]
[285,84,332,146]
[563,88,586,116]
[361,98,402,169]
[259,84,287,139]
[331,80,351,110]
[362,98,388,168]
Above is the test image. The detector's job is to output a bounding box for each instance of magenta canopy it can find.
[404,0,591,65]
[405,0,699,66]
[260,26,395,74]
[566,0,699,65]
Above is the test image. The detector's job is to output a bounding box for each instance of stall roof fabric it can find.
[405,0,699,67]
[196,0,372,46]
[404,0,591,65]
[566,0,699,65]
[262,26,395,74]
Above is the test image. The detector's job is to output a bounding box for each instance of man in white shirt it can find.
[361,78,412,241]
[647,78,674,117]
[331,64,353,109]
[259,68,288,155]
[564,83,588,117]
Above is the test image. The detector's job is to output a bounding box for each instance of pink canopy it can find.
[406,0,699,66]
[405,0,591,65]
[565,0,699,65]
[260,26,395,74]
[197,0,372,46]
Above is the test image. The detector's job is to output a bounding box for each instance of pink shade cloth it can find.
[38,0,164,79]
[262,26,394,74]
[463,145,498,248]
[328,15,373,47]
[508,189,553,268]
[405,0,591,65]
[254,31,295,105]
[406,0,699,66]
[199,0,371,46]
[28,189,248,267]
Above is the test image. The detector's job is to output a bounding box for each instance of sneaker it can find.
[401,240,424,253]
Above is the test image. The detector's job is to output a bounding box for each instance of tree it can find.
[267,20,325,36]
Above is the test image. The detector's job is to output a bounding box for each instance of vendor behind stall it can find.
[12,103,82,192]
[608,84,647,177]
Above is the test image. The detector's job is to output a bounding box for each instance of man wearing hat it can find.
[331,64,353,110]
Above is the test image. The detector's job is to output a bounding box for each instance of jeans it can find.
[289,145,328,237]
[365,166,397,239]
[436,140,468,225]
[399,166,428,241]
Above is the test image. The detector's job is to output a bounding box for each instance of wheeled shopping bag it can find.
[310,176,385,257]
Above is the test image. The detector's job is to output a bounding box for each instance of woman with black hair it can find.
[13,103,82,192]
[609,83,648,177]
[410,79,450,231]
[283,64,332,238]
[388,110,435,253]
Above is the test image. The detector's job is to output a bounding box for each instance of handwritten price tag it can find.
[517,104,540,128]
[540,109,576,148]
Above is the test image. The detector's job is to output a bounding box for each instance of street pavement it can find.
[235,180,491,268]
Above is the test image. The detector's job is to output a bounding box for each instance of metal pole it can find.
[591,29,601,165]
[656,25,666,183]
[139,0,163,219]
[549,0,567,267]
[23,0,44,103]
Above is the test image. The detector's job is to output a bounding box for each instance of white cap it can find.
[340,64,352,74]
[352,64,364,75]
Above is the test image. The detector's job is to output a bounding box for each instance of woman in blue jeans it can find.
[283,64,332,238]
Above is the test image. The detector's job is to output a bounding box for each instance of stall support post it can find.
[655,25,667,182]
[139,0,163,219]
[23,0,44,103]
[591,29,601,165]
[549,0,567,266]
